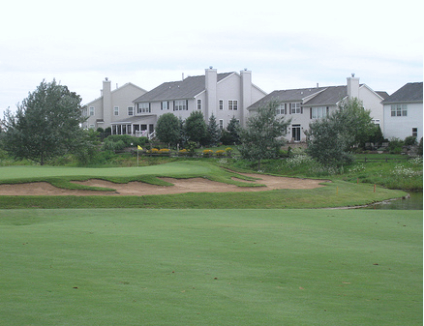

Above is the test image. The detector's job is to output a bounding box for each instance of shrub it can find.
[404,135,418,146]
[215,150,226,157]
[203,149,213,157]
[388,137,404,154]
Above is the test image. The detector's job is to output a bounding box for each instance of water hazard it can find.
[364,192,423,210]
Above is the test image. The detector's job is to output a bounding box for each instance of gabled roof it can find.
[382,82,423,104]
[248,85,349,110]
[84,82,147,106]
[134,73,234,103]
[305,86,347,106]
[376,91,390,100]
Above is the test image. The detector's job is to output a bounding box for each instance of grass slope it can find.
[0,161,261,192]
[0,209,421,326]
[0,162,408,209]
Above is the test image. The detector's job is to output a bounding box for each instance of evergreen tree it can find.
[207,114,221,146]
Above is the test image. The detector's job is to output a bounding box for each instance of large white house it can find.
[109,68,267,137]
[248,75,388,142]
[382,82,423,141]
[82,79,147,131]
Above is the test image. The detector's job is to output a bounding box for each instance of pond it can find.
[363,192,423,210]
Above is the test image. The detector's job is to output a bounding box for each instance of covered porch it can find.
[111,115,157,139]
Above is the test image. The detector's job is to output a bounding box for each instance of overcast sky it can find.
[1,0,422,117]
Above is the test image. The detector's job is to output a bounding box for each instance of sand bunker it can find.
[0,174,328,196]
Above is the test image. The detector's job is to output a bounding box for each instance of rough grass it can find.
[0,209,421,326]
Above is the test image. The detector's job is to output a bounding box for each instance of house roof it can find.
[84,82,147,106]
[382,82,423,104]
[376,91,390,100]
[133,73,234,103]
[248,85,350,110]
[111,115,157,124]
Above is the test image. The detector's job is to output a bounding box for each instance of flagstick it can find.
[137,148,139,166]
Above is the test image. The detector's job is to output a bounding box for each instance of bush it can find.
[404,135,418,146]
[102,135,148,151]
[388,137,404,154]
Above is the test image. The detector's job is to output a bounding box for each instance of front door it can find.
[292,125,301,142]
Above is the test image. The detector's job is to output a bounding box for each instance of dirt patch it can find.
[0,174,328,196]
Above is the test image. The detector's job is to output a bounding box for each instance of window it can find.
[311,107,327,119]
[89,106,95,116]
[413,128,418,137]
[161,101,168,110]
[391,104,407,117]
[229,100,238,110]
[128,106,134,116]
[197,99,201,110]
[276,104,285,115]
[114,106,119,116]
[174,100,187,111]
[290,102,301,114]
[137,103,150,113]
[219,119,224,129]
[219,100,224,110]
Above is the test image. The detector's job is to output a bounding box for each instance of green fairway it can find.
[0,161,213,179]
[0,209,421,325]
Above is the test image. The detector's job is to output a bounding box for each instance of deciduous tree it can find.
[155,113,180,146]
[306,98,375,168]
[1,80,86,165]
[185,111,207,144]
[238,101,290,169]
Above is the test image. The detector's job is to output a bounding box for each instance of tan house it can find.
[82,79,147,132]
[109,68,267,137]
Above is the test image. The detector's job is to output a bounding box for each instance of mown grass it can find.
[0,209,421,326]
[0,161,261,192]
[0,179,407,209]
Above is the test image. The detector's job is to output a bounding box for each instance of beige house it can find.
[109,68,267,137]
[82,79,147,132]
[248,75,388,142]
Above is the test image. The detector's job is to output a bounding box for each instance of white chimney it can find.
[347,74,359,99]
[205,67,217,119]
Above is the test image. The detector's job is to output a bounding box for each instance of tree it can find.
[207,114,221,146]
[178,117,188,148]
[185,111,207,144]
[1,80,86,165]
[155,113,180,146]
[306,97,374,168]
[237,101,290,169]
[225,116,240,145]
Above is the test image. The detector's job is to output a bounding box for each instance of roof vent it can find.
[351,73,355,77]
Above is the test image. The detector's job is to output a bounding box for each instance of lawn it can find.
[0,209,421,325]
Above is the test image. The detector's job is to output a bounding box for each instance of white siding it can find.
[383,102,423,140]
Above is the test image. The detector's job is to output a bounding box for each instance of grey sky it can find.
[1,0,422,117]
